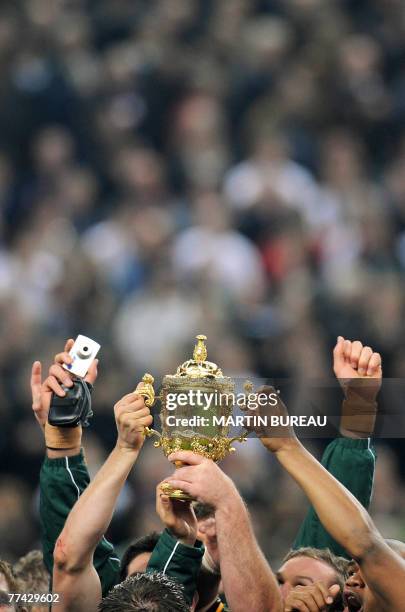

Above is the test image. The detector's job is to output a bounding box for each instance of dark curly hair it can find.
[99,572,189,612]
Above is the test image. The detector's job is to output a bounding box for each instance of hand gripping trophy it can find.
[137,334,247,500]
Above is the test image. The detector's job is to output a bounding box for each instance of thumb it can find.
[160,494,171,506]
[327,584,340,604]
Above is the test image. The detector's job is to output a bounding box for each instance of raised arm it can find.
[33,342,120,595]
[274,438,405,611]
[164,451,283,612]
[294,337,380,556]
[52,388,152,611]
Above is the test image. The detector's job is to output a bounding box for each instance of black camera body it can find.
[48,379,93,428]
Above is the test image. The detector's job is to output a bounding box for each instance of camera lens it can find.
[77,345,92,359]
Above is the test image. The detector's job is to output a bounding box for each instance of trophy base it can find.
[160,482,193,502]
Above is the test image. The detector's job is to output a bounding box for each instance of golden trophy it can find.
[137,334,247,500]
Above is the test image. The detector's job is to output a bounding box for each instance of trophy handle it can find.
[228,432,248,452]
[137,373,162,439]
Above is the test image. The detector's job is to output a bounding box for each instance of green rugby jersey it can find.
[293,437,376,558]
[39,436,375,599]
[40,450,120,597]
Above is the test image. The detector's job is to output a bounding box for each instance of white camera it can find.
[63,335,101,378]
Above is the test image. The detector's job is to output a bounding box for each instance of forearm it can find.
[215,492,282,612]
[54,445,138,571]
[293,437,376,556]
[276,441,378,560]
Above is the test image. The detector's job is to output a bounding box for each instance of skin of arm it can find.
[274,440,405,611]
[163,451,283,612]
[293,337,381,557]
[52,389,153,611]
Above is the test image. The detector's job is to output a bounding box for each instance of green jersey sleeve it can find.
[39,450,120,596]
[146,528,204,605]
[293,437,376,558]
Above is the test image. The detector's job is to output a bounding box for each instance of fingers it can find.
[168,450,206,465]
[285,599,310,612]
[31,361,42,390]
[49,364,74,388]
[116,410,153,434]
[64,338,75,353]
[333,336,345,367]
[328,584,340,601]
[115,392,146,414]
[167,465,195,483]
[310,582,331,607]
[367,351,382,376]
[44,375,66,397]
[156,483,172,516]
[343,339,352,362]
[31,361,42,408]
[54,349,73,367]
[349,340,363,369]
[336,336,382,378]
[357,346,373,376]
[285,583,338,612]
[164,478,193,496]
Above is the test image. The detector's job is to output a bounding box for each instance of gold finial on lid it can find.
[193,334,207,363]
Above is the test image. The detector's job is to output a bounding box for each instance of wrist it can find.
[179,535,197,547]
[262,436,300,454]
[47,446,81,459]
[167,527,196,547]
[215,483,244,518]
[45,422,82,450]
[115,439,142,455]
[274,438,303,459]
[114,442,140,460]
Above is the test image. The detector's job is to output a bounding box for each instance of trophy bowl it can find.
[138,334,247,500]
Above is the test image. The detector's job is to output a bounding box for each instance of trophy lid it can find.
[170,334,224,379]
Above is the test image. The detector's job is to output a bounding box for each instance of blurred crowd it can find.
[1,0,405,565]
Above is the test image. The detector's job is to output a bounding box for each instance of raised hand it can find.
[333,336,382,402]
[114,388,153,452]
[156,482,198,546]
[163,451,236,510]
[30,339,98,431]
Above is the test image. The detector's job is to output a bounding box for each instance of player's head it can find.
[120,532,161,580]
[13,550,49,594]
[13,550,49,612]
[343,560,366,612]
[99,572,190,612]
[344,540,405,612]
[277,548,347,607]
[0,561,19,612]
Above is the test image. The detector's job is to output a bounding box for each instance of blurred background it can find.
[1,0,405,566]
